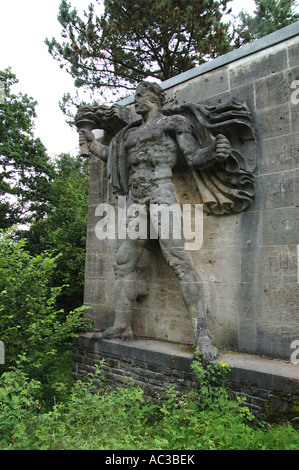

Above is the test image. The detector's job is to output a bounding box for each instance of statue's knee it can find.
[168,256,195,281]
[114,241,145,278]
[167,256,184,279]
[113,259,124,277]
[113,257,133,278]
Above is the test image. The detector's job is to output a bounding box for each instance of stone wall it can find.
[73,334,299,422]
[83,23,299,360]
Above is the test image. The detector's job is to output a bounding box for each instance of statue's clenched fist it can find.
[79,129,95,144]
[215,134,231,162]
[79,129,106,160]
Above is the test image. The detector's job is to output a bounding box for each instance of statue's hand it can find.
[215,134,231,162]
[79,130,106,160]
[79,129,95,146]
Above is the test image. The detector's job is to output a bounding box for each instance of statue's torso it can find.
[124,115,179,204]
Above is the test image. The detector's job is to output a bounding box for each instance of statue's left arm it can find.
[174,116,231,169]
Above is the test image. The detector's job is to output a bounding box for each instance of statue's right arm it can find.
[79,130,108,162]
[175,118,231,169]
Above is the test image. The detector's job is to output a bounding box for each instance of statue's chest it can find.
[124,124,167,150]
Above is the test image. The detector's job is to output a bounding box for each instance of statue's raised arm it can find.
[75,103,130,160]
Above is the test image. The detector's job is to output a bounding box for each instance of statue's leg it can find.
[95,236,147,340]
[158,236,218,362]
[93,196,148,341]
[114,237,147,332]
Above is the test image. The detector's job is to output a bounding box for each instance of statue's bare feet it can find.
[92,326,133,341]
[197,329,218,363]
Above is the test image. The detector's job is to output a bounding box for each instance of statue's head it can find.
[135,81,166,114]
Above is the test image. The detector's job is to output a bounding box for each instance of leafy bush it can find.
[0,229,91,404]
[0,363,42,447]
[0,355,298,450]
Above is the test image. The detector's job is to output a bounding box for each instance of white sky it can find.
[0,0,255,158]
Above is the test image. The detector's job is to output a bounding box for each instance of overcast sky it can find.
[0,0,255,159]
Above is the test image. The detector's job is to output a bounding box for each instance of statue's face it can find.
[134,87,156,115]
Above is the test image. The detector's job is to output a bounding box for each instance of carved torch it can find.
[75,104,130,157]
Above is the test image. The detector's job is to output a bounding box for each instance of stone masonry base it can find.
[73,334,299,423]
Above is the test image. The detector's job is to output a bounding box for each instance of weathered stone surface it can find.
[257,170,296,210]
[258,134,297,175]
[171,67,229,104]
[262,207,299,245]
[255,104,291,140]
[288,40,299,68]
[229,47,287,88]
[81,26,299,361]
[255,71,291,111]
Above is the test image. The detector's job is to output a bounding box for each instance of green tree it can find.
[25,153,89,312]
[0,69,54,229]
[234,0,299,46]
[46,0,233,107]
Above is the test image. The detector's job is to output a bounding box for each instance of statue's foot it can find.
[197,330,218,363]
[92,326,133,342]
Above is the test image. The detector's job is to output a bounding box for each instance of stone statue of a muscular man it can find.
[80,81,231,362]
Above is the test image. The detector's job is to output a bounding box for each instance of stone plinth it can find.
[73,334,299,422]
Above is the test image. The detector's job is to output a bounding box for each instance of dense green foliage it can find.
[0,70,90,405]
[25,153,90,311]
[0,355,298,450]
[234,0,299,46]
[0,229,91,404]
[0,69,89,312]
[0,69,54,229]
